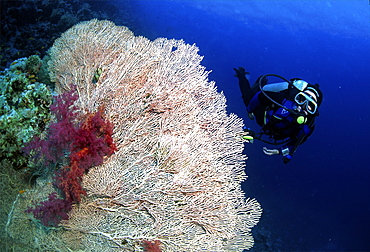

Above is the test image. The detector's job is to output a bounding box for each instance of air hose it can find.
[258,74,302,117]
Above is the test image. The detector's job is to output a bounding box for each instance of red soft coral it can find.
[26,192,72,227]
[23,88,79,165]
[55,158,86,203]
[55,111,117,204]
[143,240,162,252]
[70,111,116,172]
[24,89,117,226]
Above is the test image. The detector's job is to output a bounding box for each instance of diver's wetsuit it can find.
[237,73,316,163]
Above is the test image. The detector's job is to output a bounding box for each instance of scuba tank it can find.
[258,74,308,125]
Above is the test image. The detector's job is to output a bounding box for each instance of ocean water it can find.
[2,0,369,251]
[124,0,370,251]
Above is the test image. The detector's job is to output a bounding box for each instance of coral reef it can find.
[0,55,52,168]
[6,20,262,251]
[0,0,132,70]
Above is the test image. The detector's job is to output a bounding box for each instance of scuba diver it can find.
[234,67,323,164]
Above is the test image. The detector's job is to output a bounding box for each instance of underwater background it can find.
[127,1,370,251]
[1,0,369,251]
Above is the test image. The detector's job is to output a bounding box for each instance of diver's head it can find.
[294,83,322,115]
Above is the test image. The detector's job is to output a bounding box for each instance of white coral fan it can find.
[45,19,261,251]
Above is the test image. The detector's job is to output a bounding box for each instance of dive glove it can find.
[233,67,249,78]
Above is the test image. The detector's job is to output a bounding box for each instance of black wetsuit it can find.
[237,74,316,163]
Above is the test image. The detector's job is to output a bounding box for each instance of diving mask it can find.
[294,87,319,114]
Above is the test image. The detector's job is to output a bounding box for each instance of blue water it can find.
[122,1,370,251]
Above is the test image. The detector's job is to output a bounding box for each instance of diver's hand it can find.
[233,67,249,78]
[263,147,279,156]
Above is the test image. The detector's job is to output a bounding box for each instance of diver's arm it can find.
[246,91,261,113]
[262,145,295,164]
[280,124,314,163]
[234,67,252,108]
[279,143,296,164]
[262,144,295,163]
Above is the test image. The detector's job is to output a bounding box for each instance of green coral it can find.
[25,55,42,76]
[0,56,52,168]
